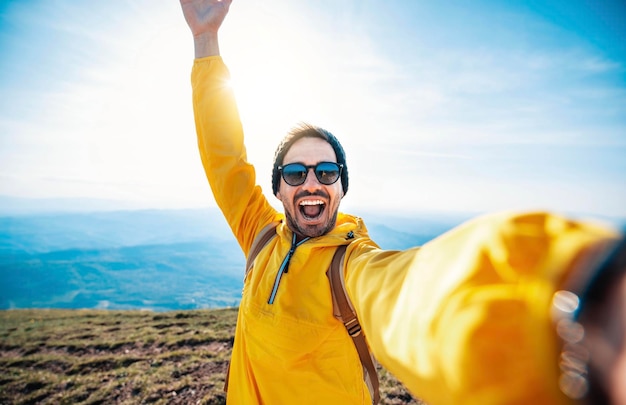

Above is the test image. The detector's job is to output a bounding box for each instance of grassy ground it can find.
[0,309,422,404]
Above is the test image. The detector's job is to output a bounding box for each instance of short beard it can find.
[284,206,339,239]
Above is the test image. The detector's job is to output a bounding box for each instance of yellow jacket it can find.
[190,56,617,405]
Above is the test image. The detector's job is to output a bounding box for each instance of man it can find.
[180,1,625,404]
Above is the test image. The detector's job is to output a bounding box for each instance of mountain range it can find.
[0,197,473,311]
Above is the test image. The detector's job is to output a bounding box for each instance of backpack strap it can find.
[245,221,281,277]
[328,245,380,404]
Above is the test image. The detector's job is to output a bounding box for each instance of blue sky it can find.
[1,0,625,218]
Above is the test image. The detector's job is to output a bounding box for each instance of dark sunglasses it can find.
[279,162,343,186]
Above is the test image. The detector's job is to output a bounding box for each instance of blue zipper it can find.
[267,233,309,304]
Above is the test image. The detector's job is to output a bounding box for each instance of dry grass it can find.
[0,308,423,404]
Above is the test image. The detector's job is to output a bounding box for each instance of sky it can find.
[1,0,625,219]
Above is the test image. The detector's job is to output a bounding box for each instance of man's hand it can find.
[584,271,626,404]
[578,238,626,404]
[180,0,232,58]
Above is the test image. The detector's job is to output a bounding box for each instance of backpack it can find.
[225,221,380,404]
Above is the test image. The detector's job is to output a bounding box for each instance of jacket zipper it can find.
[267,233,309,304]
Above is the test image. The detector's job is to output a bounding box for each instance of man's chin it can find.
[298,222,328,238]
[294,217,334,238]
[285,208,338,239]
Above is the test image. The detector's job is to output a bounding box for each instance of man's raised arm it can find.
[179,0,278,251]
[180,0,232,58]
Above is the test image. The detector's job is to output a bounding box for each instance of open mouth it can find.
[299,199,326,220]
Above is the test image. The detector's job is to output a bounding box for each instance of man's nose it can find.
[301,168,322,191]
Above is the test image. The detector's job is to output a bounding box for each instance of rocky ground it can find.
[0,308,421,404]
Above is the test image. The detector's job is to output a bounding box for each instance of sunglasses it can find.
[279,162,343,186]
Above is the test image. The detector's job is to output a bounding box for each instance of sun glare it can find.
[218,11,340,190]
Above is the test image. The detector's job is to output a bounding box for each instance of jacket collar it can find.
[275,212,370,247]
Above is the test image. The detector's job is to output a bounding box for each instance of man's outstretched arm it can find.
[180,0,232,58]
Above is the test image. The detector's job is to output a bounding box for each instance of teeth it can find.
[299,200,324,206]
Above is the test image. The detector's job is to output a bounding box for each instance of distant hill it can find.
[0,207,465,311]
[0,195,147,215]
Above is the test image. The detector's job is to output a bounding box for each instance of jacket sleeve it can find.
[190,56,278,254]
[344,211,617,405]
